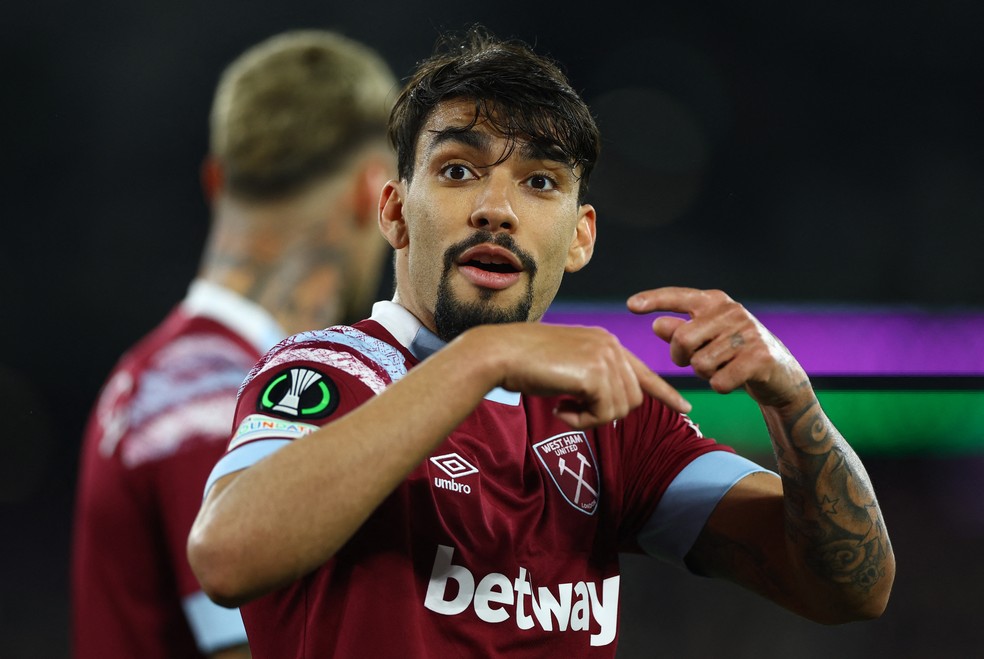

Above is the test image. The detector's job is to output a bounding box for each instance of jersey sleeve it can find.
[74,338,252,656]
[637,451,774,568]
[203,327,409,497]
[156,439,250,652]
[614,398,775,565]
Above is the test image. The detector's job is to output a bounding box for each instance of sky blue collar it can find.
[408,325,445,361]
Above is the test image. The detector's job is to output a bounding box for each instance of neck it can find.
[199,186,355,335]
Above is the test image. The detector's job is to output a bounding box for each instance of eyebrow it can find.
[424,129,493,160]
[518,140,569,166]
[424,128,571,169]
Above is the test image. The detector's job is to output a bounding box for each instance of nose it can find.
[468,171,519,233]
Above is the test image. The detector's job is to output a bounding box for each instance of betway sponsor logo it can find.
[423,544,619,647]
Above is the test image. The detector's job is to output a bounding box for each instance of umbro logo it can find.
[430,452,478,495]
[430,453,478,478]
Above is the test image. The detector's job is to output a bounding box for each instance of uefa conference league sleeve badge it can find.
[257,367,340,420]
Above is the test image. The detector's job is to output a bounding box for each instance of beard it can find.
[433,231,538,342]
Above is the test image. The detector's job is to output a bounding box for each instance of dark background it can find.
[2,1,983,656]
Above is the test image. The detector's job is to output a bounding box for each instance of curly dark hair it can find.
[388,27,601,203]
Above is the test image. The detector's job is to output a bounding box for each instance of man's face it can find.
[389,99,596,341]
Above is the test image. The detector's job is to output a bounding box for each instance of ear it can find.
[200,156,224,204]
[565,204,597,273]
[353,156,392,229]
[378,180,409,249]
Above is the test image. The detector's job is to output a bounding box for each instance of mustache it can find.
[441,231,538,277]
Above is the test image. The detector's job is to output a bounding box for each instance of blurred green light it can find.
[684,388,984,456]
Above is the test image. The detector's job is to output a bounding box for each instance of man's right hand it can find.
[459,322,690,429]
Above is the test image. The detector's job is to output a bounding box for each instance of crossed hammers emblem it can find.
[557,452,597,505]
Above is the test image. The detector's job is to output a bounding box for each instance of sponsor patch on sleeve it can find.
[256,367,340,420]
[228,413,320,451]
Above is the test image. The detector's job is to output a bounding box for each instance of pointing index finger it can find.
[627,287,711,316]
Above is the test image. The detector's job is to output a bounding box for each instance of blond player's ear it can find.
[565,204,597,272]
[200,156,224,205]
[353,156,392,229]
[378,180,409,249]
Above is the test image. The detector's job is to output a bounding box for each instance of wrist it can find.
[443,325,510,393]
[766,382,817,417]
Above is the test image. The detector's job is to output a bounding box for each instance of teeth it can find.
[461,250,517,270]
[469,261,516,273]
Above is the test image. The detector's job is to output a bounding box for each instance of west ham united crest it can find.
[258,367,339,420]
[533,431,600,515]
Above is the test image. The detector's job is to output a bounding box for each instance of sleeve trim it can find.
[637,451,777,569]
[202,439,290,499]
[181,590,248,653]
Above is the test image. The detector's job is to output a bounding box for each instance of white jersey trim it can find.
[183,279,286,354]
[370,300,422,350]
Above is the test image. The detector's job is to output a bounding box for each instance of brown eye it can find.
[442,164,475,181]
[527,174,556,191]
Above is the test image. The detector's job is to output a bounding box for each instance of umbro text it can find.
[434,477,472,494]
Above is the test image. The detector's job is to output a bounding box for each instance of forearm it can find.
[188,333,499,606]
[628,287,894,620]
[761,390,895,621]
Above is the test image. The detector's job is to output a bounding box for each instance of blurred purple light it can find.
[543,305,984,376]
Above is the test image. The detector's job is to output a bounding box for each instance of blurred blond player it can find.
[71,30,396,658]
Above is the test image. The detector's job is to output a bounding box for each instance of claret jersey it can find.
[205,301,768,658]
[73,281,284,658]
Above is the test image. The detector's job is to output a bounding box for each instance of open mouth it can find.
[462,257,520,274]
[456,245,524,273]
[455,244,525,290]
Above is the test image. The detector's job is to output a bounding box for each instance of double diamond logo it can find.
[429,453,479,479]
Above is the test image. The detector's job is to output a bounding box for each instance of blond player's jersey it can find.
[73,281,283,658]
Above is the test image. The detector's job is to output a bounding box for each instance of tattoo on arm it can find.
[770,399,891,594]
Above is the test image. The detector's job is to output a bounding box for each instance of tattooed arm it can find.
[686,396,893,622]
[628,287,895,623]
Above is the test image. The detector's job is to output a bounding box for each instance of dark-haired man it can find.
[189,29,894,658]
[72,30,396,658]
